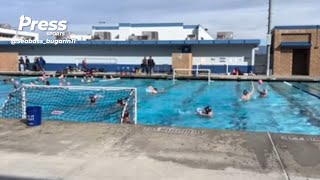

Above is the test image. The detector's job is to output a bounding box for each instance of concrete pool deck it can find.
[0,119,320,180]
[1,71,320,82]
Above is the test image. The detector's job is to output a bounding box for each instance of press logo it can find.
[18,15,68,36]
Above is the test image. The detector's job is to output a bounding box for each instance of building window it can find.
[93,32,111,40]
[142,31,159,40]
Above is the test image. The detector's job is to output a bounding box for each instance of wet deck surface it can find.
[0,119,320,180]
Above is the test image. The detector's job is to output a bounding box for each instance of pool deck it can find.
[1,71,320,82]
[1,119,320,180]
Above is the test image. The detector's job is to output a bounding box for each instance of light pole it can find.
[266,0,272,76]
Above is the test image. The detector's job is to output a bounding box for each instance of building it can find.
[0,22,260,74]
[92,23,213,41]
[216,32,234,40]
[0,24,39,41]
[68,34,91,41]
[56,32,91,41]
[272,25,320,76]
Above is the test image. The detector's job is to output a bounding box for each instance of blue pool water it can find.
[0,76,320,135]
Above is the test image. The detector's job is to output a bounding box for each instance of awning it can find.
[280,42,311,48]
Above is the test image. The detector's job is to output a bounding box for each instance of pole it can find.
[173,69,175,84]
[21,86,26,119]
[134,88,137,124]
[266,0,272,76]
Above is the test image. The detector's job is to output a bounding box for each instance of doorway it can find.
[292,49,309,75]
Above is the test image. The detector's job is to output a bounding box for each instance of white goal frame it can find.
[21,85,137,124]
[75,57,118,66]
[173,68,211,85]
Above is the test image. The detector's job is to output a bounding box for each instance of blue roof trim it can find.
[183,25,198,29]
[245,40,260,44]
[116,41,128,45]
[0,39,260,46]
[129,41,144,45]
[142,40,157,44]
[169,41,185,44]
[119,23,131,27]
[185,40,199,44]
[130,23,183,27]
[92,26,119,30]
[77,41,92,45]
[198,40,214,44]
[0,41,11,45]
[273,25,320,30]
[280,42,311,48]
[214,40,229,44]
[93,23,202,30]
[156,41,171,45]
[104,41,117,45]
[228,40,245,44]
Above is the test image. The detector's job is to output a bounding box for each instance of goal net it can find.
[173,68,211,84]
[0,85,137,124]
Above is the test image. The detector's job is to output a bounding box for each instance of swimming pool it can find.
[1,76,320,135]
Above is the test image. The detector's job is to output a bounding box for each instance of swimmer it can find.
[147,86,164,94]
[89,94,97,104]
[35,79,39,84]
[257,88,268,98]
[46,81,50,86]
[14,80,19,89]
[30,81,34,86]
[257,80,267,98]
[116,98,126,107]
[197,106,213,118]
[241,81,255,101]
[40,76,45,82]
[122,111,133,124]
[103,75,107,79]
[2,79,8,84]
[147,86,158,94]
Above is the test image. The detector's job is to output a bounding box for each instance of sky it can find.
[0,0,319,42]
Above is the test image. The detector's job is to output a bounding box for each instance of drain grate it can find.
[281,135,320,142]
[144,127,204,135]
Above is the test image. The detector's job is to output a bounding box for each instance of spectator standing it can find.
[39,57,46,71]
[25,56,30,71]
[141,56,148,74]
[147,56,155,75]
[18,57,25,71]
[34,57,40,71]
[82,58,88,72]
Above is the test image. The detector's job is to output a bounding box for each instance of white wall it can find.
[197,26,214,40]
[0,28,39,40]
[193,45,255,66]
[0,44,254,65]
[69,34,91,40]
